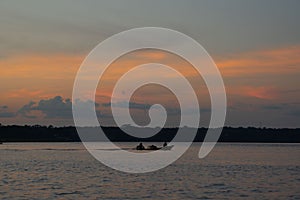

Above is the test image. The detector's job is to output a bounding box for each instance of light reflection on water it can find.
[0,143,299,199]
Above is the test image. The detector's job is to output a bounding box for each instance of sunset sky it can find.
[0,0,299,127]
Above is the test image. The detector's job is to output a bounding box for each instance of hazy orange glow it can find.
[0,53,83,79]
[0,54,83,108]
[96,49,206,106]
[229,86,278,100]
[216,45,300,76]
[99,49,200,81]
[4,88,58,99]
[0,45,299,112]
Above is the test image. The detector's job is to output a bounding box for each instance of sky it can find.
[0,0,299,128]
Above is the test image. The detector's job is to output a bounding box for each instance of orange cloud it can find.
[216,45,300,76]
[229,86,278,100]
[0,53,83,79]
[2,46,298,110]
[95,49,207,107]
[5,88,59,99]
[134,50,168,60]
[0,53,83,109]
[244,86,278,100]
[98,49,201,84]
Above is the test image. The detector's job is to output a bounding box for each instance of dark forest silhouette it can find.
[0,124,299,143]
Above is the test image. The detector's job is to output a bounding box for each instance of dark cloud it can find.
[288,110,300,117]
[17,101,37,118]
[260,103,300,118]
[103,101,152,110]
[73,98,106,119]
[261,105,282,110]
[103,101,203,116]
[261,103,300,112]
[103,101,179,114]
[17,96,105,120]
[0,112,15,118]
[0,105,15,118]
[17,96,72,119]
[37,96,72,118]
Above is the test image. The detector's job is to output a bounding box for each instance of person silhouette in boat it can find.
[163,142,167,147]
[148,144,158,150]
[136,142,145,150]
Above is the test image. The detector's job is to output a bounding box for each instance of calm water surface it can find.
[0,143,299,199]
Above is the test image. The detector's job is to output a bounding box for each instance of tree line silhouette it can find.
[0,124,299,143]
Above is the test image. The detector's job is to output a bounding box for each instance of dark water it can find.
[0,143,299,199]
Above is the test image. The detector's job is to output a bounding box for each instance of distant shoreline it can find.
[0,125,300,143]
